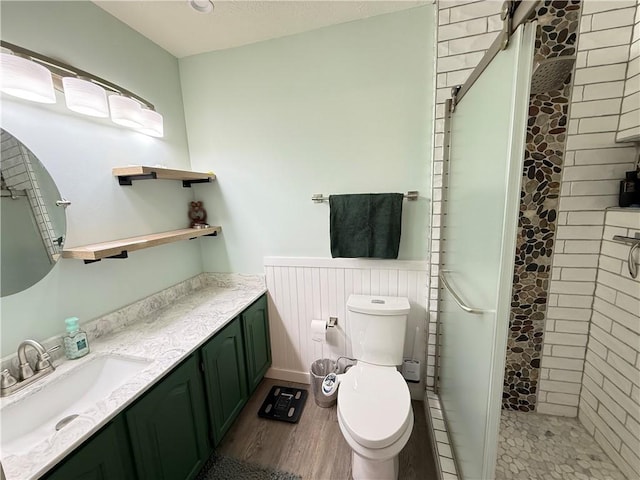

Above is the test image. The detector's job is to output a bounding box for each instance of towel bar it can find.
[311,191,418,203]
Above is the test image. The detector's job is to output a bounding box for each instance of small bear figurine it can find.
[188,201,208,227]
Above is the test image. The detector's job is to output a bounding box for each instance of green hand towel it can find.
[329,193,403,259]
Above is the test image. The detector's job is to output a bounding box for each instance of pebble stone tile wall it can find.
[496,410,627,480]
[503,0,582,412]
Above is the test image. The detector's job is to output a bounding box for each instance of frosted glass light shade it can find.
[62,77,109,117]
[108,95,142,128]
[138,109,164,137]
[0,53,55,104]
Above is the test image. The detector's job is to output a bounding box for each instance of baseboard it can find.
[265,367,311,385]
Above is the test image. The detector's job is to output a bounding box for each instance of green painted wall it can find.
[0,1,202,354]
[0,2,436,353]
[180,6,435,273]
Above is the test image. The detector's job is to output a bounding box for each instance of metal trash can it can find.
[310,358,337,407]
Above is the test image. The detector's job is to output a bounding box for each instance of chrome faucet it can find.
[17,339,53,379]
[0,340,60,397]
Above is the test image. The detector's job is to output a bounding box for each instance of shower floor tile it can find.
[496,410,627,480]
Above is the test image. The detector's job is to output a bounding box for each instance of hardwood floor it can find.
[218,378,438,480]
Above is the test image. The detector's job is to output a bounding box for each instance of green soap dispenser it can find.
[63,317,90,359]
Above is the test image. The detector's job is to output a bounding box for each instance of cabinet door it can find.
[241,295,272,394]
[43,418,135,480]
[125,355,211,480]
[201,317,248,445]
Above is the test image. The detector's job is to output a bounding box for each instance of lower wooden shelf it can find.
[112,166,215,187]
[62,226,221,263]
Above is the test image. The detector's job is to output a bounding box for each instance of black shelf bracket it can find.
[182,178,212,188]
[188,231,218,240]
[83,251,129,264]
[117,173,157,186]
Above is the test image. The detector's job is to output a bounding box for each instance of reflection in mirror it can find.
[1,128,66,297]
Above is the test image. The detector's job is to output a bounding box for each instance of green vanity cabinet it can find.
[43,417,135,480]
[201,317,248,445]
[41,295,272,479]
[124,354,211,480]
[241,295,272,394]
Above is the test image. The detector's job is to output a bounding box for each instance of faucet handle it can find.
[35,345,61,372]
[0,369,18,390]
[18,362,34,380]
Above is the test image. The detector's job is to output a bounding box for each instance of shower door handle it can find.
[439,270,489,315]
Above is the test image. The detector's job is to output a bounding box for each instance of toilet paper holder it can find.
[328,317,338,328]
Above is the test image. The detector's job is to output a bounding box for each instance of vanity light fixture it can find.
[138,108,164,138]
[0,41,164,138]
[0,52,56,104]
[62,77,109,118]
[109,95,143,129]
[189,0,214,14]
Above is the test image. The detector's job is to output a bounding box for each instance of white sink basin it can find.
[0,354,151,455]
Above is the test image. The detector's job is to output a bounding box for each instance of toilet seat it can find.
[337,363,412,449]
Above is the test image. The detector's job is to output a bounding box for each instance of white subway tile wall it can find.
[430,0,503,389]
[537,0,639,418]
[0,130,60,260]
[578,209,640,480]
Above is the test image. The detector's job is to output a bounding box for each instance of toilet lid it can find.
[337,363,412,449]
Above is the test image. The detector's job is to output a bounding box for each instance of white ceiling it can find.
[93,0,428,58]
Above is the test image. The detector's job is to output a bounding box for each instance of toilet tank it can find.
[347,295,410,366]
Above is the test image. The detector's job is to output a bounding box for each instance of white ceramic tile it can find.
[582,0,637,15]
[582,80,626,100]
[569,98,622,118]
[578,26,633,49]
[574,63,628,85]
[536,402,579,417]
[591,7,637,30]
[447,31,499,54]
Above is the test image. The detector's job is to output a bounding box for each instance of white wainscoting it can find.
[264,257,429,398]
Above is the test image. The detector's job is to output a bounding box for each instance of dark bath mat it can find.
[196,453,301,480]
[258,385,308,423]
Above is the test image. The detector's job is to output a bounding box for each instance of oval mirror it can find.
[1,128,66,296]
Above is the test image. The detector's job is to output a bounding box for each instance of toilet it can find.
[324,294,413,480]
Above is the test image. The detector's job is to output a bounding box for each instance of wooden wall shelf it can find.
[62,226,221,263]
[113,166,216,187]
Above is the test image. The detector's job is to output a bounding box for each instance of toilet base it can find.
[352,451,399,480]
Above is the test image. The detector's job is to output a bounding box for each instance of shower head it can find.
[530,56,576,94]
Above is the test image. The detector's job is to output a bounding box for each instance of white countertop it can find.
[1,274,267,480]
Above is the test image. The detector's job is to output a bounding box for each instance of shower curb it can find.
[424,389,460,480]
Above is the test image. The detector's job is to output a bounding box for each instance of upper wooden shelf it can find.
[62,226,221,264]
[113,166,216,187]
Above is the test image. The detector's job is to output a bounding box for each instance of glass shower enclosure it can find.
[438,22,536,480]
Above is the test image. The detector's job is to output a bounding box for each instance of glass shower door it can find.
[438,23,535,480]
